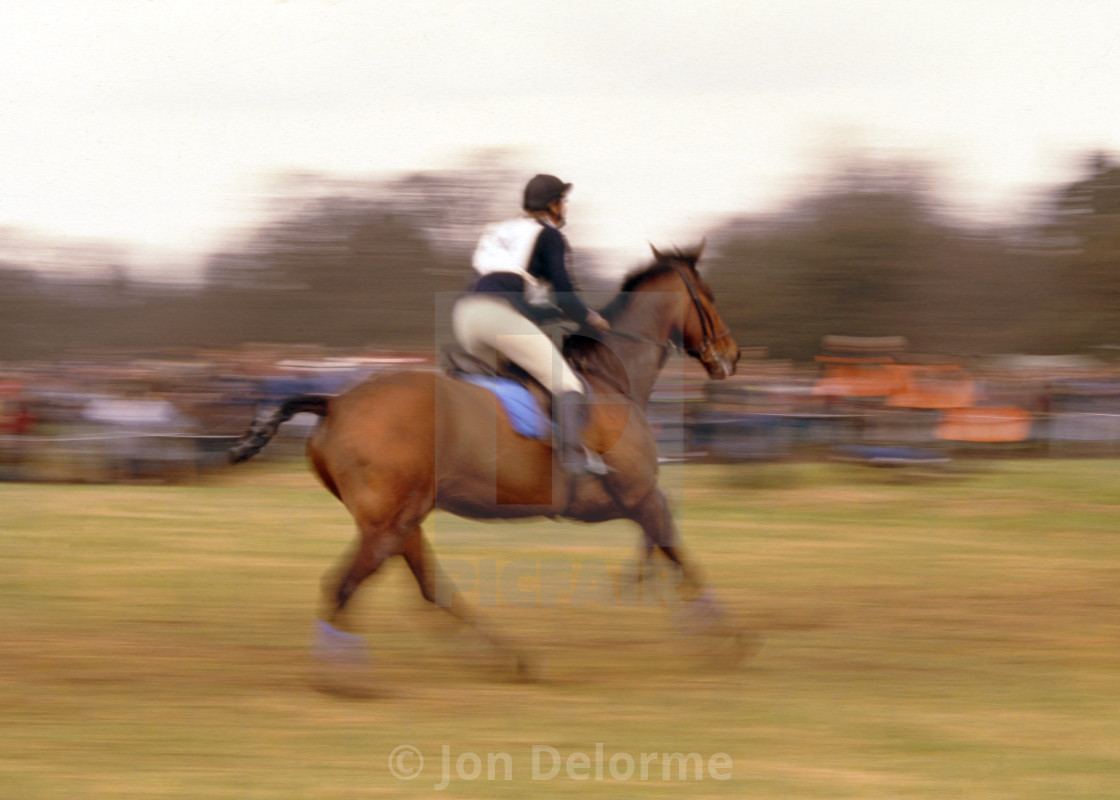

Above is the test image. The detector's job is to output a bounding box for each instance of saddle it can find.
[442,347,556,439]
[442,318,583,391]
[442,346,609,475]
[443,346,541,388]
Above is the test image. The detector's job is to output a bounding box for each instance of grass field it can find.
[2,458,1119,798]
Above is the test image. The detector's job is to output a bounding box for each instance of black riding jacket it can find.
[468,222,593,325]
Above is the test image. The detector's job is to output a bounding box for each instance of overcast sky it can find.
[3,0,1119,275]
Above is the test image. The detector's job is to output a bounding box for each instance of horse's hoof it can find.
[674,587,724,636]
[313,619,369,665]
[705,630,765,669]
[512,652,539,683]
[479,649,538,682]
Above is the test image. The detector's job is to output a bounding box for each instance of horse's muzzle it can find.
[697,343,737,380]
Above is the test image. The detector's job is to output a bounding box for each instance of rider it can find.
[452,174,610,475]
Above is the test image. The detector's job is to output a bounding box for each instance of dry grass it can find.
[1,458,1118,798]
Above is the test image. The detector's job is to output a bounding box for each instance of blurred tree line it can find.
[707,150,1120,359]
[1,149,1119,362]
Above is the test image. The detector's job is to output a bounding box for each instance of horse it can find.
[229,244,747,679]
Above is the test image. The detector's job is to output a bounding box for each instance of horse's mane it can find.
[563,246,703,386]
[597,263,675,320]
[598,245,703,321]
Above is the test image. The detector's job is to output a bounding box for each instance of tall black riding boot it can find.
[556,391,607,476]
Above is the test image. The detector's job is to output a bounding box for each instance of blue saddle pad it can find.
[459,375,552,440]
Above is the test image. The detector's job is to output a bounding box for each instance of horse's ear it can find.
[677,240,706,269]
[649,243,663,261]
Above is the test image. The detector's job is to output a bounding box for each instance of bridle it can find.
[670,263,734,364]
[573,259,734,399]
[600,261,733,365]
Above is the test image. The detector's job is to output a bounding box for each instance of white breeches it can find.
[452,294,585,395]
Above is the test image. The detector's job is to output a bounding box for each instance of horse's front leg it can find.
[628,489,761,664]
[629,488,705,599]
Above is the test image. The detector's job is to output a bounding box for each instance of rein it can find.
[670,264,733,361]
[602,327,674,350]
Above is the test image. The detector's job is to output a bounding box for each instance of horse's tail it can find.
[228,394,331,464]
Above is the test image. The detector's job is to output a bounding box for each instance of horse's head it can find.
[651,244,740,380]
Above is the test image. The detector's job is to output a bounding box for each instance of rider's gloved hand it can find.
[585,311,611,332]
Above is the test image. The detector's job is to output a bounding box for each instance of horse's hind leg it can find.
[310,519,401,677]
[400,526,534,680]
[321,473,433,625]
[323,526,397,626]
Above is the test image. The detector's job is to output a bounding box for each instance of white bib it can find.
[471,217,550,305]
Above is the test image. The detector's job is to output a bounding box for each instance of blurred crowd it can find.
[653,339,1120,464]
[0,347,431,483]
[4,341,1120,484]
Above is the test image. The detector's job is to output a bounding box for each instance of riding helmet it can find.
[523,174,572,211]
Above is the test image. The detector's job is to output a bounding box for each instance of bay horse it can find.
[229,245,745,677]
